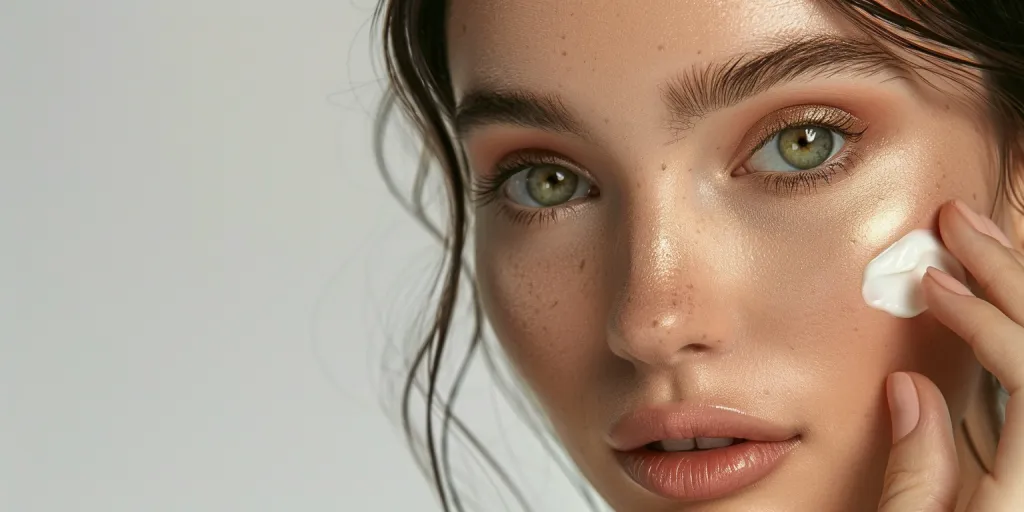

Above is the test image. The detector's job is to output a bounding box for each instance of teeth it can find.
[659,438,696,451]
[652,437,741,452]
[696,437,736,449]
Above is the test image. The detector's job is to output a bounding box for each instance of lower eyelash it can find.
[494,202,580,226]
[752,149,859,194]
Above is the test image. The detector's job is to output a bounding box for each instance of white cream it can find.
[862,229,966,318]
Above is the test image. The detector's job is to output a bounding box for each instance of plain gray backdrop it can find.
[1,1,593,510]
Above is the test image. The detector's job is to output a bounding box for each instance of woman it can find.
[373,0,1024,510]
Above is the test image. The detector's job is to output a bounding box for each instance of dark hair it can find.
[372,1,1023,510]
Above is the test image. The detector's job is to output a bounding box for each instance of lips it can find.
[608,403,801,501]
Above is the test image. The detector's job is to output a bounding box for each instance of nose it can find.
[605,195,733,369]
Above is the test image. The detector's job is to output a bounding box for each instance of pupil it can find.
[526,165,579,206]
[777,125,833,170]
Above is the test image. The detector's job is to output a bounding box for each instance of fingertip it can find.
[924,266,974,297]
[887,372,920,443]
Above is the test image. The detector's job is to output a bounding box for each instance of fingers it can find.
[877,372,959,512]
[923,268,1024,395]
[938,200,1024,327]
[926,199,1024,501]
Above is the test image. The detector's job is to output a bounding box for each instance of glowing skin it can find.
[447,0,1012,510]
[863,229,967,318]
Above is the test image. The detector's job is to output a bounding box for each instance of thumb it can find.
[877,372,960,512]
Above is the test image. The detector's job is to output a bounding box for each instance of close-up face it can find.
[448,0,1002,510]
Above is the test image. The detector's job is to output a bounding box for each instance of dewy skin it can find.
[862,229,967,318]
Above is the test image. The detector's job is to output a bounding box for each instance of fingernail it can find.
[925,266,974,297]
[887,372,920,443]
[980,215,1014,249]
[953,199,990,236]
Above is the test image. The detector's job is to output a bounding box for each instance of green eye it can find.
[777,125,834,169]
[504,164,591,207]
[748,124,845,173]
[525,165,578,206]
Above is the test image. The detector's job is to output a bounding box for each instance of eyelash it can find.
[471,108,869,225]
[468,149,589,207]
[745,108,867,194]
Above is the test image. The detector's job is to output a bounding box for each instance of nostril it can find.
[681,343,713,354]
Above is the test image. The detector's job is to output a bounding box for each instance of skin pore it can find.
[445,0,1014,510]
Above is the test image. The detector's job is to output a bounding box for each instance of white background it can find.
[0,1,593,510]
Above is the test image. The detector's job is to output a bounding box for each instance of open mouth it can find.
[644,437,749,452]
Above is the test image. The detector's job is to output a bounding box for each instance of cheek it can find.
[474,221,608,413]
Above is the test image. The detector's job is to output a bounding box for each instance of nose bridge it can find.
[606,177,728,367]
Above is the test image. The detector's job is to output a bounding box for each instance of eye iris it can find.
[526,165,578,206]
[777,125,833,170]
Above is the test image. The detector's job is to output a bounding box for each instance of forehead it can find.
[447,0,851,97]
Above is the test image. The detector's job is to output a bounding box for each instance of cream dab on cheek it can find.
[862,229,967,318]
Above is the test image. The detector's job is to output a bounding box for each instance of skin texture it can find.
[444,0,1016,510]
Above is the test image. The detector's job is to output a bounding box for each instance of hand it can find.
[877,200,1024,512]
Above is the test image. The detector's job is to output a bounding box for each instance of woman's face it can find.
[448,0,999,510]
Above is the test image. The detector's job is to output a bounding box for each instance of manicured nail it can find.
[953,199,989,236]
[925,266,974,297]
[887,372,920,443]
[980,215,1014,249]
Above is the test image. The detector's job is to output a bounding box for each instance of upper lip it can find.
[607,403,800,451]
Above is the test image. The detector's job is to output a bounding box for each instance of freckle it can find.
[661,163,667,170]
[686,283,694,290]
[697,49,702,55]
[551,300,559,308]
[945,103,950,110]
[579,258,586,270]
[561,50,567,56]
[657,44,665,51]
[560,34,566,40]
[461,24,467,34]
[651,320,659,328]
[853,327,858,332]
[671,300,678,306]
[762,388,770,396]
[973,192,978,200]
[687,168,693,173]
[604,118,610,124]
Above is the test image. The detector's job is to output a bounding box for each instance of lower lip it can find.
[616,438,800,501]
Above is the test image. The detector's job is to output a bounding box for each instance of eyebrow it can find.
[453,35,906,140]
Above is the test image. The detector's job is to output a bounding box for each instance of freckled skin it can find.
[447,0,1011,510]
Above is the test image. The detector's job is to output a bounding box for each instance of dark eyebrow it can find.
[664,35,906,134]
[454,89,587,139]
[454,35,906,139]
